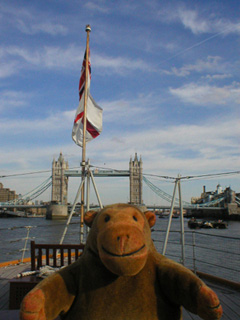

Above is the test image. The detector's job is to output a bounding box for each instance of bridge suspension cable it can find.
[143,176,225,208]
[143,176,191,206]
[19,177,52,203]
[25,180,52,202]
[1,177,52,205]
[20,177,52,199]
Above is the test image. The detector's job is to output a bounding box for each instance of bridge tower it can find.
[51,152,69,205]
[129,153,143,205]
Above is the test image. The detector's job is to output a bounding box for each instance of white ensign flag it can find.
[72,91,103,147]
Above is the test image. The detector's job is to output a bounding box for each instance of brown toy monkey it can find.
[20,204,223,320]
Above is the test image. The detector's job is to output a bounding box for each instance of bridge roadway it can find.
[64,169,130,177]
[0,204,47,209]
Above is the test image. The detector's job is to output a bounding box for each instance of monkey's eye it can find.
[104,215,110,222]
[133,215,138,222]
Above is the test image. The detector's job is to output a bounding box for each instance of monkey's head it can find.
[84,204,156,276]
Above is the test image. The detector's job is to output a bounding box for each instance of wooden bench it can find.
[9,241,85,310]
[30,241,85,270]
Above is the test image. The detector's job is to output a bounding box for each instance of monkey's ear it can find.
[144,211,156,228]
[84,210,99,227]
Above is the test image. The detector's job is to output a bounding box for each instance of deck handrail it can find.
[153,229,240,284]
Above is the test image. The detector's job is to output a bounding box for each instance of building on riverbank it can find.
[191,184,240,219]
[0,183,18,203]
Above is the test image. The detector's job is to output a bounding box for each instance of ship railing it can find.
[0,222,81,266]
[152,230,240,284]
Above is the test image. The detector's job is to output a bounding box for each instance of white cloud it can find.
[100,94,156,123]
[164,56,226,77]
[85,116,240,170]
[1,116,239,172]
[204,74,232,81]
[0,145,62,171]
[84,2,110,13]
[163,7,240,35]
[0,3,68,36]
[17,21,68,36]
[0,61,19,78]
[0,92,156,134]
[1,115,239,202]
[169,82,240,106]
[0,110,72,133]
[177,9,209,34]
[3,45,81,70]
[0,91,31,111]
[0,44,152,77]
[93,54,152,74]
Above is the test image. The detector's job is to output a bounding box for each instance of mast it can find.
[80,24,91,243]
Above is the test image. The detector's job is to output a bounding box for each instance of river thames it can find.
[0,216,239,282]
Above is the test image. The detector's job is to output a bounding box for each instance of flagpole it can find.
[80,24,91,243]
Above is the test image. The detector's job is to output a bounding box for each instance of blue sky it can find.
[0,0,239,205]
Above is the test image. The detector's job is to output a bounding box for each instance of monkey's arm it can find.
[156,255,222,320]
[20,273,75,320]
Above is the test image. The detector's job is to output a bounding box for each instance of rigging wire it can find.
[1,166,239,181]
[143,170,240,181]
[0,166,80,178]
[180,171,240,181]
[0,169,51,178]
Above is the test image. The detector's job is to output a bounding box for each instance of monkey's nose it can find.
[117,234,130,253]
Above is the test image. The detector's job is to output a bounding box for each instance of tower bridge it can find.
[52,152,142,207]
[1,152,239,218]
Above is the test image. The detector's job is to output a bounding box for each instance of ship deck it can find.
[0,262,239,319]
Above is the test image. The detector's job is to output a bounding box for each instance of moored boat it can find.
[201,221,213,229]
[211,220,228,229]
[188,219,228,229]
[188,218,202,229]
